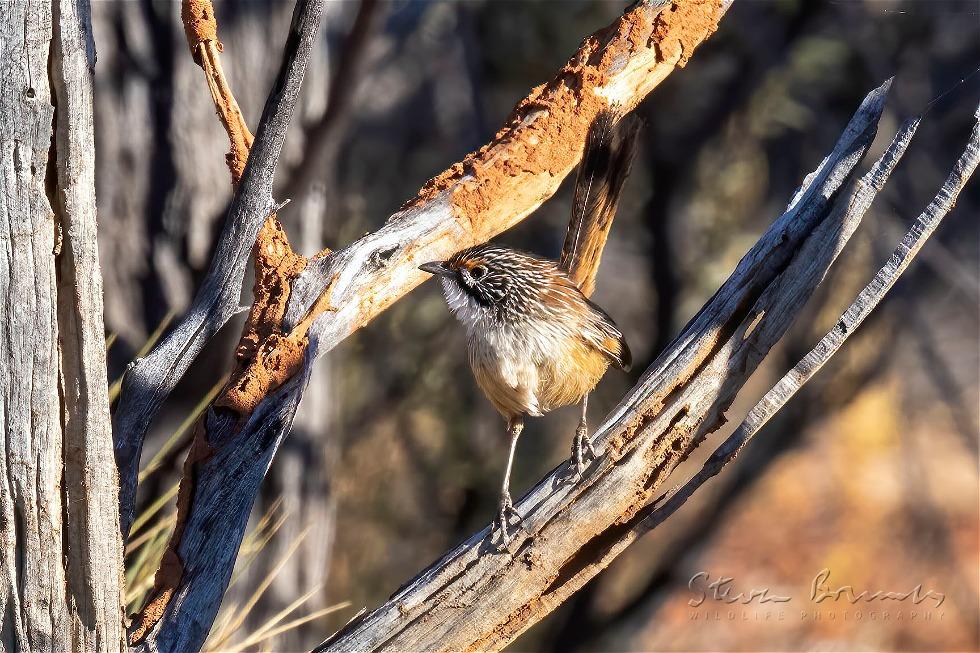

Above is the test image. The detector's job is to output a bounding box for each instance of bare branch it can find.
[315,79,897,653]
[640,105,979,538]
[281,0,728,339]
[180,0,255,185]
[3,1,127,649]
[112,0,326,538]
[121,0,327,649]
[279,0,382,201]
[122,1,730,650]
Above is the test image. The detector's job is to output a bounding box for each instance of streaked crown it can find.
[444,244,560,308]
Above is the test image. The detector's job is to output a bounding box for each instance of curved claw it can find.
[557,424,600,487]
[491,493,524,550]
[581,431,598,462]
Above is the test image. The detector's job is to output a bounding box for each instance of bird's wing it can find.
[582,298,632,372]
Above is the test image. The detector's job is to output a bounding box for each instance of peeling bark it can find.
[112,0,325,539]
[124,0,327,650]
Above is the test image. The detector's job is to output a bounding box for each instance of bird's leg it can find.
[493,416,525,548]
[571,394,597,477]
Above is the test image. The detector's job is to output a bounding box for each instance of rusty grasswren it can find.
[420,110,641,547]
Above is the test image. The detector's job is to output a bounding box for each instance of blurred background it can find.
[96,1,979,651]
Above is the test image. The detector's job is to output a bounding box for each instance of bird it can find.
[419,109,641,547]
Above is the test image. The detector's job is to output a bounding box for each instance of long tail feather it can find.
[558,109,642,298]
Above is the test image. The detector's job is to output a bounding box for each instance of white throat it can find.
[440,276,489,333]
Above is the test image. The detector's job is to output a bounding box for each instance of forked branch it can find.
[122,2,730,651]
[641,104,979,539]
[113,0,728,538]
[315,81,978,653]
[113,0,325,538]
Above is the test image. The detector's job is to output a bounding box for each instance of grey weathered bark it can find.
[1,0,125,651]
[313,80,915,652]
[262,6,380,645]
[635,104,979,540]
[0,3,66,649]
[123,4,727,651]
[176,0,354,644]
[51,0,127,649]
[112,0,327,539]
[114,0,722,650]
[552,110,980,643]
[123,1,328,650]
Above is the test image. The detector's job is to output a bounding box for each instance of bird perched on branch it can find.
[420,109,641,547]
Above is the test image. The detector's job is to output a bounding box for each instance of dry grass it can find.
[118,316,346,650]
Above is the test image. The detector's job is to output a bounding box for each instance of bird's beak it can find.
[419,261,450,276]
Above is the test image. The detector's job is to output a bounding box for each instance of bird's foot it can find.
[561,424,598,484]
[491,491,524,551]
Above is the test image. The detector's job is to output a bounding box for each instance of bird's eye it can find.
[470,265,487,280]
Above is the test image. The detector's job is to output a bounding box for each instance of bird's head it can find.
[419,244,555,327]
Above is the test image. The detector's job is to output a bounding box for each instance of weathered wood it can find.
[0,2,67,650]
[112,0,326,538]
[314,80,896,652]
[126,3,728,650]
[114,2,730,542]
[124,1,327,650]
[641,105,978,539]
[2,0,125,650]
[50,0,127,649]
[281,0,727,337]
[178,1,338,646]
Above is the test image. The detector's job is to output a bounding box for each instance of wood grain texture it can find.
[0,2,70,650]
[638,107,979,540]
[50,0,127,649]
[313,80,895,653]
[112,0,326,538]
[124,1,327,651]
[178,1,337,647]
[122,3,727,649]
[2,0,124,649]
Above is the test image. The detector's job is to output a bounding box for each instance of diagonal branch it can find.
[112,0,325,538]
[640,104,979,539]
[113,0,727,541]
[123,2,729,651]
[280,0,729,346]
[315,80,904,652]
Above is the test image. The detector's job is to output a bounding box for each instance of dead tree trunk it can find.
[1,0,125,651]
